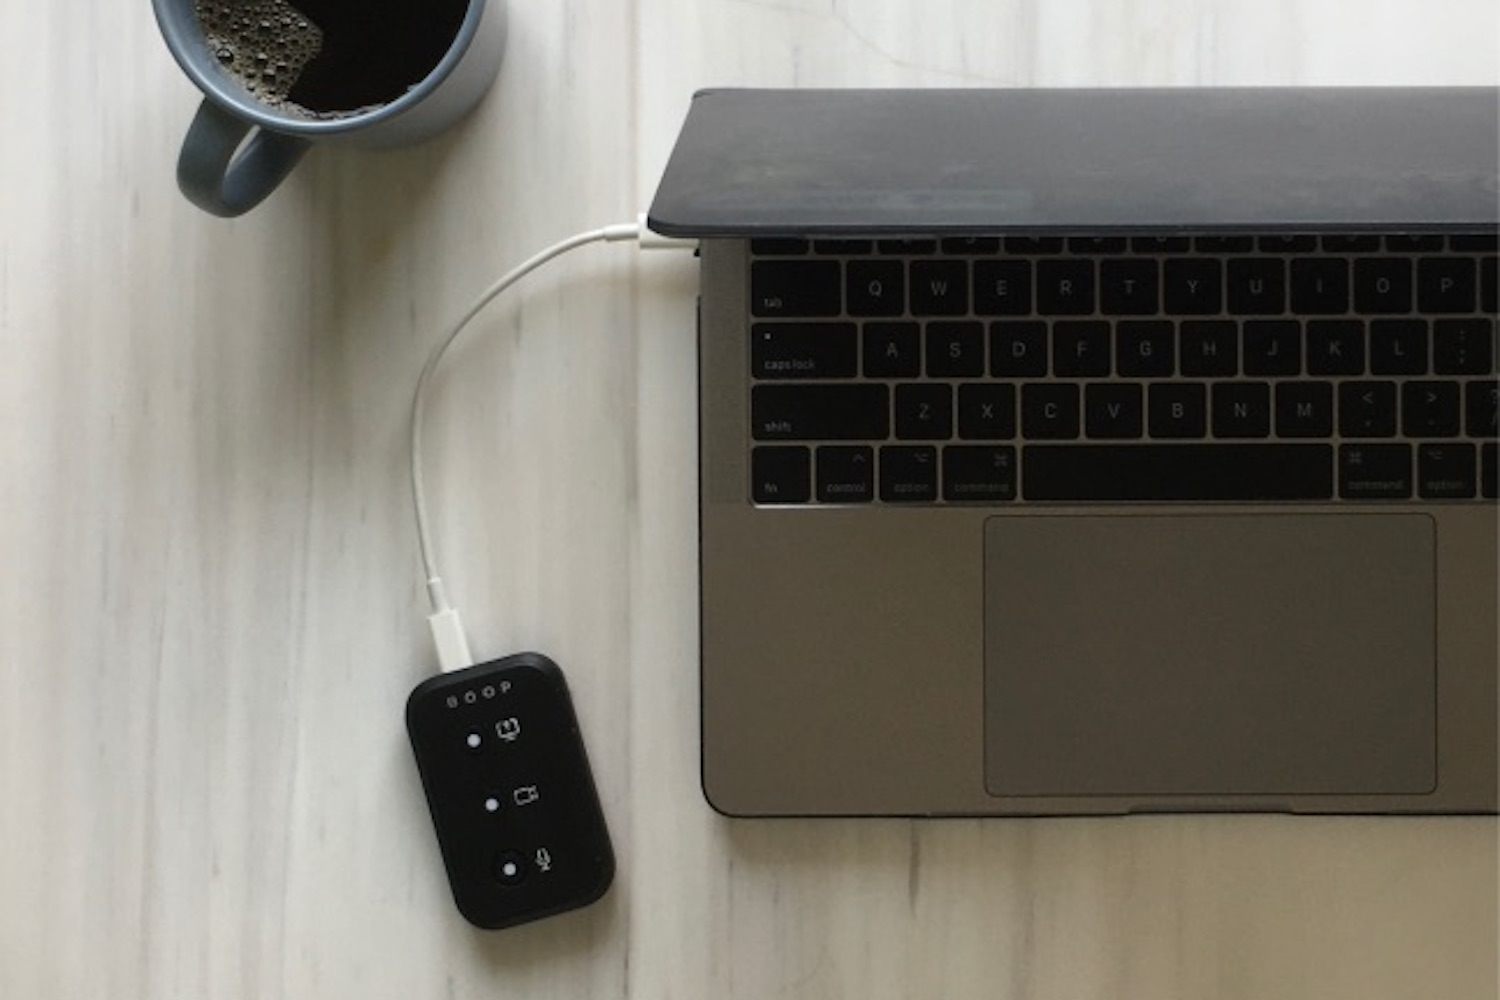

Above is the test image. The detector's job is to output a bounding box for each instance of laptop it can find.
[646,87,1499,816]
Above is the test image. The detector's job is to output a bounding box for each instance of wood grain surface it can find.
[2,1,1495,997]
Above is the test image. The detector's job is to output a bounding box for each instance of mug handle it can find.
[177,99,310,218]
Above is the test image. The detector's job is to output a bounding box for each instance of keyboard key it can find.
[1116,321,1175,377]
[1401,381,1461,438]
[1036,260,1095,315]
[1417,257,1476,313]
[943,446,1017,502]
[1260,235,1317,253]
[1483,442,1498,498]
[1290,258,1350,314]
[1023,444,1333,501]
[1052,321,1111,377]
[925,321,985,377]
[1322,235,1382,253]
[895,383,953,440]
[1196,236,1255,253]
[1212,382,1272,438]
[1085,383,1144,439]
[991,321,1048,377]
[1306,320,1365,376]
[815,446,874,503]
[1148,383,1208,439]
[1386,236,1443,252]
[1418,443,1476,499]
[863,322,920,378]
[751,323,857,379]
[751,446,810,503]
[958,384,1016,439]
[1354,257,1413,314]
[1069,236,1128,254]
[910,260,970,316]
[1338,381,1398,438]
[847,259,905,316]
[1243,322,1301,376]
[942,236,1000,255]
[878,239,937,255]
[1452,234,1500,252]
[1433,318,1494,375]
[1468,380,1499,438]
[1100,259,1160,314]
[1482,256,1497,314]
[1004,236,1063,254]
[1226,258,1286,315]
[1339,443,1411,500]
[1163,258,1223,314]
[751,260,841,317]
[1369,319,1428,375]
[1276,382,1334,438]
[750,238,809,256]
[1022,384,1080,439]
[752,384,889,440]
[974,260,1033,315]
[1131,236,1190,254]
[880,446,938,501]
[1180,321,1238,377]
[814,239,873,255]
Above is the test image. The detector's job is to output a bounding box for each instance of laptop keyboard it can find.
[747,233,1499,504]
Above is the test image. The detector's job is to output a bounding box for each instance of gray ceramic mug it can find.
[153,0,505,217]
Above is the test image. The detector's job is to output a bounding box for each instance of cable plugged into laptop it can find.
[404,217,695,930]
[412,216,696,676]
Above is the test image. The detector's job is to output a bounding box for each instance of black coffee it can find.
[195,0,470,118]
[195,0,323,111]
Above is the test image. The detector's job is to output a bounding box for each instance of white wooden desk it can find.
[2,1,1496,997]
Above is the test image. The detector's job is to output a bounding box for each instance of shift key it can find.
[752,384,889,440]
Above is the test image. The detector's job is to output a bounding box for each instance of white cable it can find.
[410,218,695,671]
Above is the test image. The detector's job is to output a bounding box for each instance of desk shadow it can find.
[716,814,994,903]
[714,812,1080,894]
[722,815,926,867]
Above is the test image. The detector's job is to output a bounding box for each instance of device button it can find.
[493,851,527,887]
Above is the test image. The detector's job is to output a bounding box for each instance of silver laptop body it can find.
[650,88,1499,816]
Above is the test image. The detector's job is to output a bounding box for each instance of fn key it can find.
[752,446,810,504]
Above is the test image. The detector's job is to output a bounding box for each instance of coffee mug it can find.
[153,0,506,217]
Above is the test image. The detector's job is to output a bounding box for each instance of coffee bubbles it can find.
[195,0,324,114]
[193,0,471,120]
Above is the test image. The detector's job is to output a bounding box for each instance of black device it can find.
[406,653,614,929]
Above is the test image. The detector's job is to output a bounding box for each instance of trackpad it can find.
[984,514,1436,797]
